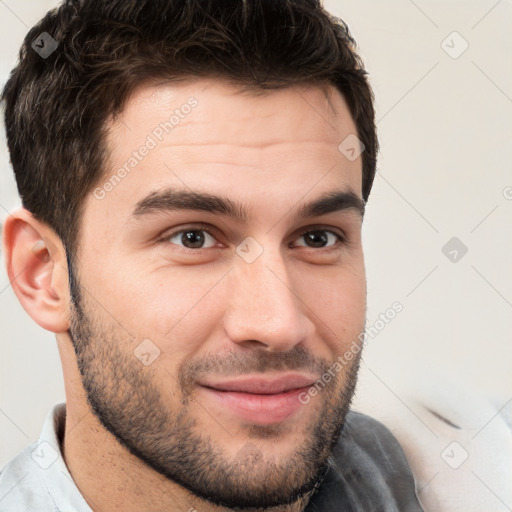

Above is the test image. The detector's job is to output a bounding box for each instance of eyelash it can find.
[158,224,346,250]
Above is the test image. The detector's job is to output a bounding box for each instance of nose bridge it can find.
[223,245,310,350]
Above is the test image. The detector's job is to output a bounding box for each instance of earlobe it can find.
[2,209,71,333]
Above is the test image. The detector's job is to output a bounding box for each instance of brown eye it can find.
[294,230,342,249]
[166,229,217,249]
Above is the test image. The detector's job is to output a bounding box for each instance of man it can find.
[0,0,424,511]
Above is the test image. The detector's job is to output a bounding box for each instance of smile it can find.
[197,373,317,425]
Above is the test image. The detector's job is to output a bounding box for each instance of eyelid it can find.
[295,225,346,243]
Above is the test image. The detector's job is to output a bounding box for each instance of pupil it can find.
[183,230,204,248]
[306,231,327,247]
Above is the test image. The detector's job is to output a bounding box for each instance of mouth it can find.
[197,373,317,425]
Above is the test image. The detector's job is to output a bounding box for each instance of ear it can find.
[2,208,71,333]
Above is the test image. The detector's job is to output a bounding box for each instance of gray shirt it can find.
[304,411,425,511]
[0,403,424,511]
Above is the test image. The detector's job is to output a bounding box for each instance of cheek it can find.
[91,264,228,350]
[296,263,366,342]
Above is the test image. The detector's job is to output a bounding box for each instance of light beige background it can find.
[1,0,511,508]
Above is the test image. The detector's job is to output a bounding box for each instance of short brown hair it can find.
[1,0,378,263]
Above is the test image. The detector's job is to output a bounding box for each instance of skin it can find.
[3,78,367,511]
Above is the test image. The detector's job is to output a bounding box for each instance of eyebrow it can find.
[130,187,365,222]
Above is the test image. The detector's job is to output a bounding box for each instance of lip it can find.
[199,373,318,394]
[197,373,317,425]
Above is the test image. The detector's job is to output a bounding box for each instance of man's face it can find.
[69,78,366,509]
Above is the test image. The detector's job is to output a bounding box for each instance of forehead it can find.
[85,77,362,227]
[106,77,357,148]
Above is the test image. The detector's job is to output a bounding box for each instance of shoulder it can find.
[305,410,425,512]
[0,402,88,512]
[0,441,55,512]
[338,410,424,510]
[342,409,416,469]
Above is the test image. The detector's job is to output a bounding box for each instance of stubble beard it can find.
[67,264,363,510]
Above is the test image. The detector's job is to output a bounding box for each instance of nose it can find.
[222,247,313,352]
